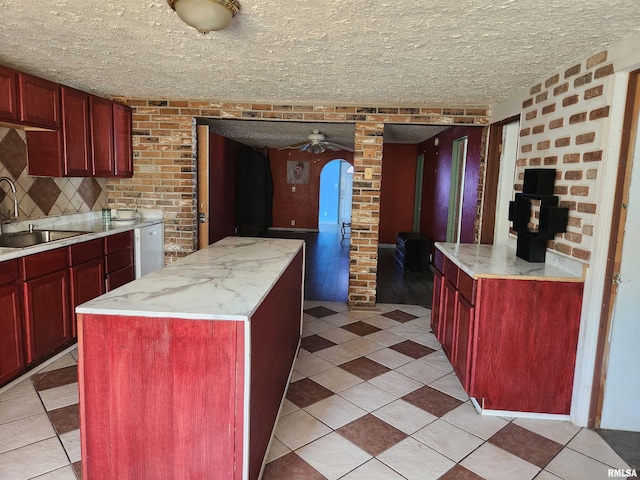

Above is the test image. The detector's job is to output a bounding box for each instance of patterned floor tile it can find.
[488,422,563,468]
[382,310,419,323]
[2,301,631,480]
[340,458,407,480]
[304,306,339,319]
[402,385,463,417]
[286,378,334,408]
[47,404,80,436]
[31,366,78,392]
[314,345,361,365]
[413,418,484,462]
[389,339,435,359]
[305,395,367,429]
[341,321,381,336]
[262,452,327,480]
[339,357,390,381]
[338,382,397,412]
[372,399,437,435]
[301,335,337,353]
[274,409,332,450]
[460,442,541,480]
[438,464,486,480]
[337,414,408,456]
[296,432,371,479]
[310,367,363,393]
[378,436,456,480]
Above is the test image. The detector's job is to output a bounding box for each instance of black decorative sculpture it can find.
[508,168,569,262]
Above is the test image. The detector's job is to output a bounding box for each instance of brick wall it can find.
[516,51,613,261]
[108,101,490,306]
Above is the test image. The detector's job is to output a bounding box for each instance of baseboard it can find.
[269,227,319,233]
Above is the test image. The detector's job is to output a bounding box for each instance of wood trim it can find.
[197,124,209,249]
[480,115,520,244]
[589,71,640,426]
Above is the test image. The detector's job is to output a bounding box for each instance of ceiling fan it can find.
[279,129,354,154]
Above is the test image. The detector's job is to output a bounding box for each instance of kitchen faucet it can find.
[0,176,19,234]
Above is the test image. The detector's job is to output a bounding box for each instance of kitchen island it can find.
[432,242,585,418]
[76,236,305,480]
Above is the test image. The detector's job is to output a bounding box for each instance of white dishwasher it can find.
[134,223,164,278]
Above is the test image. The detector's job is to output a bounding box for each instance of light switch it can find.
[364,167,373,180]
[292,186,296,192]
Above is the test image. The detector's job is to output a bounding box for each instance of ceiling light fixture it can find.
[308,143,325,154]
[167,0,240,34]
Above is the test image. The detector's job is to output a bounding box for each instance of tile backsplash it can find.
[0,127,107,222]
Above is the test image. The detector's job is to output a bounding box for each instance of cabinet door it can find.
[106,265,135,291]
[0,283,24,384]
[23,270,71,364]
[62,86,92,176]
[70,258,105,337]
[90,95,115,176]
[453,295,475,392]
[113,102,133,178]
[18,73,60,129]
[442,280,457,361]
[0,65,20,123]
[431,269,444,339]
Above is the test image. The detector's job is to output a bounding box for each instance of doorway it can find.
[319,159,353,229]
[596,71,640,431]
[446,136,468,243]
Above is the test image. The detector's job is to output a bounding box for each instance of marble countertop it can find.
[76,236,305,321]
[435,242,585,282]
[0,211,163,262]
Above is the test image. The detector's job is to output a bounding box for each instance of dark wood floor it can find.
[264,226,433,306]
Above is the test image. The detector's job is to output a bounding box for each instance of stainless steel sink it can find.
[0,230,91,248]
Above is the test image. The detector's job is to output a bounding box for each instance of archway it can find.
[319,159,353,231]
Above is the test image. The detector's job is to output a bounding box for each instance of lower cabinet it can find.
[69,238,105,337]
[0,260,25,384]
[431,247,583,415]
[0,230,136,387]
[105,231,134,291]
[21,248,71,364]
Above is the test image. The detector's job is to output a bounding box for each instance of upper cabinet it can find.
[18,73,61,130]
[0,63,133,179]
[113,102,133,178]
[62,86,92,177]
[0,65,20,123]
[90,95,115,177]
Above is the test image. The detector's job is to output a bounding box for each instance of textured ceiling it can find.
[1,1,639,148]
[1,0,639,106]
[201,119,450,148]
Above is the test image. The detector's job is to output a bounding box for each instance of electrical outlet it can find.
[292,186,296,192]
[364,167,373,180]
[291,220,295,226]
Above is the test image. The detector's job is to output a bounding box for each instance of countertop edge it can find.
[77,237,305,321]
[435,242,585,282]
[0,219,163,262]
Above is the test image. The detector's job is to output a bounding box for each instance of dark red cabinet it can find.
[431,245,583,414]
[69,238,105,337]
[105,231,134,291]
[0,65,20,123]
[18,73,60,129]
[430,268,444,337]
[21,248,71,364]
[62,86,92,176]
[90,95,115,177]
[113,102,133,177]
[0,259,25,384]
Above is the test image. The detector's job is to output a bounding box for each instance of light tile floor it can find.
[0,302,634,480]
